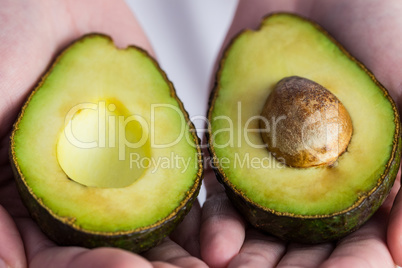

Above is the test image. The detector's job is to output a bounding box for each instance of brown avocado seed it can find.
[260,76,353,168]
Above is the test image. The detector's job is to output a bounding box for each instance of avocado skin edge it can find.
[206,12,402,243]
[11,156,201,252]
[9,33,204,253]
[209,136,401,243]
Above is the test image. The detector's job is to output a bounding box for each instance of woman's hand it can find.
[0,1,206,267]
[200,1,402,267]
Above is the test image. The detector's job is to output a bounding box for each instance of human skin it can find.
[200,0,402,267]
[1,0,402,268]
[0,1,206,267]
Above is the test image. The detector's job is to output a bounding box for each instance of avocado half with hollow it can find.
[10,34,203,252]
[207,13,401,243]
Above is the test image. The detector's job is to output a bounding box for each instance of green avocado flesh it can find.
[11,34,202,251]
[208,13,400,242]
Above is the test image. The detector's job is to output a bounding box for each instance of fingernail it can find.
[0,258,9,268]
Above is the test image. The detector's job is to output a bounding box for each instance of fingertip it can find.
[200,230,241,268]
[200,193,245,268]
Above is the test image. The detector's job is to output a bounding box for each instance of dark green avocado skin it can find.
[208,136,401,244]
[11,156,201,252]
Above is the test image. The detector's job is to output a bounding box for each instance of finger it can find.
[320,207,395,268]
[227,229,286,268]
[170,200,202,257]
[276,242,333,268]
[32,247,152,268]
[43,248,152,268]
[144,238,208,268]
[17,207,203,268]
[0,206,26,268]
[388,175,402,266]
[200,169,246,268]
[14,217,55,262]
[16,217,153,268]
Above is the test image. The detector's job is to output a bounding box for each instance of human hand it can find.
[0,1,206,267]
[200,0,402,267]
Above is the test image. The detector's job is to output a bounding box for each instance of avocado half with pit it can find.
[10,34,203,252]
[207,13,401,243]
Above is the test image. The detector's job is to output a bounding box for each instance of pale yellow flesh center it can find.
[56,100,150,188]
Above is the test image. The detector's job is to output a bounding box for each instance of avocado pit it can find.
[260,76,353,168]
[56,100,150,188]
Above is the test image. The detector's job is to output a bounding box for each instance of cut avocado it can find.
[10,34,203,252]
[207,13,401,243]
